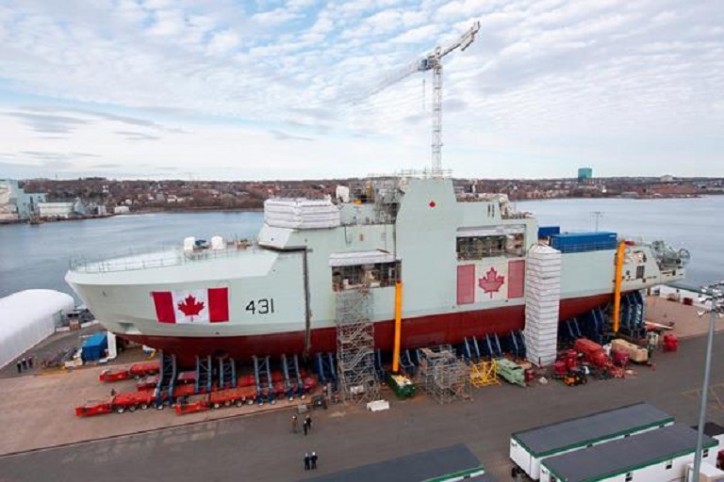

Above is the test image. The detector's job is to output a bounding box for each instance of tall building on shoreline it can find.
[0,180,46,222]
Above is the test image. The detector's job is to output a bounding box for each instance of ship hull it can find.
[120,292,613,365]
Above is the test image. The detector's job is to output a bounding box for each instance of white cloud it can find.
[0,0,721,179]
[392,24,440,43]
[207,30,240,55]
[252,7,302,26]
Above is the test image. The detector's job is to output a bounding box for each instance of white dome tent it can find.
[0,289,75,370]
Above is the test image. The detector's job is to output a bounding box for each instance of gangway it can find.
[154,351,177,406]
[252,355,274,404]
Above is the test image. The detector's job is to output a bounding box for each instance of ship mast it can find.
[364,22,480,176]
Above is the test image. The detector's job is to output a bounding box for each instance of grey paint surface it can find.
[542,423,717,482]
[300,443,482,482]
[513,402,673,456]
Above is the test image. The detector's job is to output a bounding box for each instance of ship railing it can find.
[69,242,257,273]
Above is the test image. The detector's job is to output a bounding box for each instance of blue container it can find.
[550,232,617,253]
[82,332,108,362]
[538,226,560,238]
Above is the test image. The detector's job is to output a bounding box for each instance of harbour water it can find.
[0,196,722,301]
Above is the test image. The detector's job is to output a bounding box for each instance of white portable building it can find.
[0,290,74,369]
[540,424,718,482]
[510,402,673,480]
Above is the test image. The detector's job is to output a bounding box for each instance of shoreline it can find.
[1,194,716,227]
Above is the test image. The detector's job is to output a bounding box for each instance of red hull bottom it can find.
[121,293,615,366]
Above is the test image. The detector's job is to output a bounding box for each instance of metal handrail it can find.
[69,243,255,274]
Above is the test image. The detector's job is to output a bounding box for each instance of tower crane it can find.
[366,21,480,176]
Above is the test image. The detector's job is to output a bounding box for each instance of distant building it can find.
[114,205,130,214]
[577,167,593,182]
[0,179,46,222]
[660,174,674,183]
[38,202,75,219]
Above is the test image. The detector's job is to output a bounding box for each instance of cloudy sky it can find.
[0,0,722,180]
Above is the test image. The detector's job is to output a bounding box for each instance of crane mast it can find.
[365,21,480,176]
[426,22,480,176]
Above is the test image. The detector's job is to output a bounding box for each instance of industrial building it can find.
[539,423,719,482]
[510,402,674,480]
[577,167,593,182]
[0,289,75,370]
[37,198,86,219]
[0,179,46,222]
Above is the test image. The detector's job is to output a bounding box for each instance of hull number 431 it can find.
[246,298,275,315]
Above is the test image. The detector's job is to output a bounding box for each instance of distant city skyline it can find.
[1,0,722,181]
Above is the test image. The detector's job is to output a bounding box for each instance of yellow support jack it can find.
[470,359,500,388]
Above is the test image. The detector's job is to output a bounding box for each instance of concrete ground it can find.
[0,328,722,482]
[646,294,724,338]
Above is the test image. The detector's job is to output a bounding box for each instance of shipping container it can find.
[81,332,108,362]
[550,232,617,253]
[538,226,560,238]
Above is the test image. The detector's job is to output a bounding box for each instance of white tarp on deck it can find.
[0,290,74,369]
[264,198,341,229]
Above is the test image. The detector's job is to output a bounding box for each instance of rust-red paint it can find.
[123,292,615,365]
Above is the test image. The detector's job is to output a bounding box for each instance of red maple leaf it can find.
[178,295,205,317]
[478,267,505,298]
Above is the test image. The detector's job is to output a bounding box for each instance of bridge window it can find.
[457,233,525,260]
[332,262,400,291]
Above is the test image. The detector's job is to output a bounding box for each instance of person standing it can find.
[304,453,310,471]
[303,419,308,436]
[311,451,318,470]
[21,358,27,370]
[305,414,312,432]
[291,415,299,434]
[16,360,21,374]
[28,356,33,369]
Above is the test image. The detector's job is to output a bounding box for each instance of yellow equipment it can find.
[470,359,500,388]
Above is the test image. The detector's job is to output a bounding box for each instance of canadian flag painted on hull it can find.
[456,259,525,305]
[151,288,229,324]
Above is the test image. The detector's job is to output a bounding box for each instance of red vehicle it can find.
[129,361,160,379]
[574,338,610,368]
[75,398,113,417]
[99,368,131,383]
[175,400,209,415]
[177,370,196,384]
[208,386,258,409]
[136,374,160,391]
[76,391,155,417]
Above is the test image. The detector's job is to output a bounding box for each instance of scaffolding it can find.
[335,288,380,404]
[470,359,500,388]
[418,346,472,404]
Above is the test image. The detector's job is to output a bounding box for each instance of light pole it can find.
[592,211,603,232]
[693,281,724,480]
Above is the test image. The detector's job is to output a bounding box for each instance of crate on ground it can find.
[611,338,648,363]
